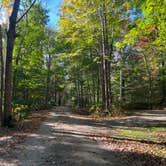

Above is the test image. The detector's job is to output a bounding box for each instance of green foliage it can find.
[56,0,166,111]
[1,0,164,120]
[89,104,102,114]
[13,3,49,108]
[13,104,30,121]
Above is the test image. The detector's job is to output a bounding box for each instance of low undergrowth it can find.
[77,104,127,117]
[13,104,53,122]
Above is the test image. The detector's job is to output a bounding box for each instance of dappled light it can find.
[0,107,166,165]
[0,0,166,165]
[0,107,165,165]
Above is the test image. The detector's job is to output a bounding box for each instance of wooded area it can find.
[58,0,166,111]
[0,0,166,165]
[0,0,165,126]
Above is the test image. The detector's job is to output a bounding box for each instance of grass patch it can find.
[115,127,166,143]
[148,127,166,132]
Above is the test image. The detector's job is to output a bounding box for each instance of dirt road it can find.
[0,107,165,166]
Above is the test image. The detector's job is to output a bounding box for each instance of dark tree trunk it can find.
[58,92,61,106]
[0,25,4,126]
[54,75,57,104]
[100,13,107,109]
[54,91,57,104]
[97,65,100,103]
[143,53,152,109]
[120,69,125,105]
[160,53,166,105]
[45,54,52,105]
[76,73,81,107]
[3,0,21,127]
[80,79,84,108]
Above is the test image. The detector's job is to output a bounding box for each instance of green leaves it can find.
[123,0,166,49]
[13,2,49,104]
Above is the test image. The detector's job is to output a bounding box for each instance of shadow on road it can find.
[0,107,165,166]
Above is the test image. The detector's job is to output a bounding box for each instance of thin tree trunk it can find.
[160,52,166,105]
[120,68,125,105]
[77,74,81,107]
[58,92,61,106]
[89,52,96,104]
[0,25,4,126]
[97,65,100,103]
[119,50,126,106]
[99,0,111,111]
[54,75,57,104]
[45,54,52,105]
[100,7,107,110]
[143,53,152,109]
[75,76,79,106]
[80,79,84,108]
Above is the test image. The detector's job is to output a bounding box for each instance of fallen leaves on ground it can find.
[89,134,166,166]
[0,109,51,159]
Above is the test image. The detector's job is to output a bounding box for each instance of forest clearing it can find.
[0,0,166,165]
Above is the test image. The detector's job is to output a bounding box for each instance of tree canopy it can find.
[0,0,165,126]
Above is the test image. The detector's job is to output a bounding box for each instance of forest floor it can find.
[0,106,166,166]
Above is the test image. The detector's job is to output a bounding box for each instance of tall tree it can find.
[0,25,3,125]
[4,0,21,126]
[1,0,37,126]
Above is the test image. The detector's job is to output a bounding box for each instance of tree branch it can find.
[16,0,37,24]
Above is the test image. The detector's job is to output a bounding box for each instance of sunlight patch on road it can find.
[0,136,12,141]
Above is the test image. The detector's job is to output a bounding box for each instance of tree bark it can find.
[160,52,166,105]
[3,0,21,127]
[99,0,112,111]
[0,25,4,126]
[143,53,152,109]
[45,54,52,105]
[120,69,125,105]
[97,64,100,103]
